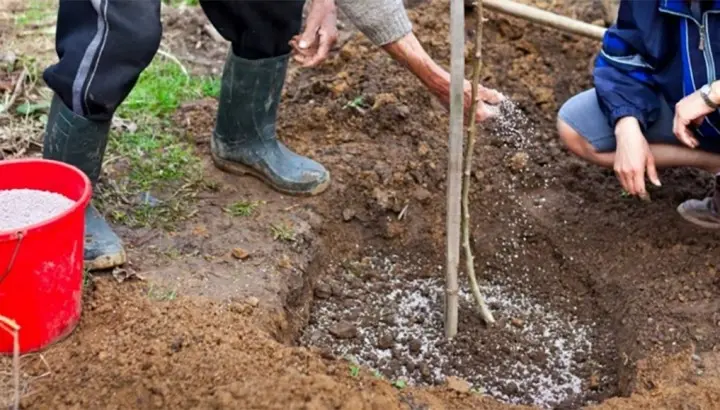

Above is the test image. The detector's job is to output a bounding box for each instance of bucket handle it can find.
[0,232,24,285]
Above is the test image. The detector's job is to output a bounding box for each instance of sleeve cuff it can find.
[610,107,649,132]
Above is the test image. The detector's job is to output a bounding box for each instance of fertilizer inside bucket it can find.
[0,189,75,231]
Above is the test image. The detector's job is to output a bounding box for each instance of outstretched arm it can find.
[295,0,503,122]
[381,32,503,122]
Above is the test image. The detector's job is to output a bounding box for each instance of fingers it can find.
[475,100,499,123]
[673,111,700,148]
[478,86,505,105]
[298,28,336,67]
[297,4,324,52]
[646,153,661,187]
[614,168,633,196]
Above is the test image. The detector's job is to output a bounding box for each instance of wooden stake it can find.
[482,0,606,40]
[462,0,495,325]
[445,0,464,339]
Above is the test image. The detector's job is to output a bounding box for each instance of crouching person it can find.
[557,0,720,228]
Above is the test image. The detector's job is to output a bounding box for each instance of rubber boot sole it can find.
[84,249,127,271]
[676,203,720,229]
[211,151,331,197]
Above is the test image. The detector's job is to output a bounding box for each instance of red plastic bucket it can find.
[0,158,91,354]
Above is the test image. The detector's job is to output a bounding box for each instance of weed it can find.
[147,284,177,301]
[373,370,383,379]
[118,59,219,119]
[470,387,484,395]
[392,380,407,390]
[349,365,360,378]
[226,200,264,217]
[82,269,93,290]
[270,222,295,242]
[95,57,218,229]
[344,96,367,113]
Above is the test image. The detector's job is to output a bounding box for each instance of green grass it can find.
[95,57,220,228]
[270,222,296,242]
[14,0,55,26]
[225,200,264,217]
[119,58,219,118]
[162,0,200,6]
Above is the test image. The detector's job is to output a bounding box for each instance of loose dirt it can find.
[300,250,614,408]
[3,0,720,409]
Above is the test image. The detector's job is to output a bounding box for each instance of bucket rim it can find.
[0,158,92,241]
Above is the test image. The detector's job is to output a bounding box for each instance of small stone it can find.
[342,208,356,222]
[412,186,432,203]
[446,376,471,393]
[589,373,600,390]
[372,92,398,109]
[309,330,323,344]
[314,282,332,299]
[396,105,410,118]
[98,351,109,361]
[376,333,395,350]
[507,151,529,172]
[418,142,430,156]
[420,363,431,378]
[246,296,260,307]
[372,187,393,210]
[678,294,686,302]
[511,318,524,328]
[329,321,357,339]
[231,247,250,260]
[408,338,422,354]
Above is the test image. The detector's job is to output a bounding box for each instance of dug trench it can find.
[5,0,720,409]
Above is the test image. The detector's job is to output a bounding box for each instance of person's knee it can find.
[556,116,597,160]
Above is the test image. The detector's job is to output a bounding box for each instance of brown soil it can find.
[3,0,720,409]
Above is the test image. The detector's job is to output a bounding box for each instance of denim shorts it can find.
[558,88,720,154]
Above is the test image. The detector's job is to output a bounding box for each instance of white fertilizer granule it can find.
[0,189,76,231]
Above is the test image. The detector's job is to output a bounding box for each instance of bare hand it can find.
[463,79,505,122]
[614,117,661,199]
[289,0,338,67]
[673,89,714,148]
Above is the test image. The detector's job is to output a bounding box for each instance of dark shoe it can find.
[677,176,720,229]
[211,52,330,196]
[44,95,127,270]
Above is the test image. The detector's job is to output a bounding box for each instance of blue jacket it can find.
[595,0,720,139]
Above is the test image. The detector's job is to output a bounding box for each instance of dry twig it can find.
[157,48,190,81]
[0,68,28,116]
[461,1,495,325]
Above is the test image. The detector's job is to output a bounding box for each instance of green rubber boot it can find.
[211,52,330,196]
[43,94,127,271]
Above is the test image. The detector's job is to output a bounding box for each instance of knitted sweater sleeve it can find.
[336,0,413,46]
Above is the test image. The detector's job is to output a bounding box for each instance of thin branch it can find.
[0,68,28,116]
[461,0,495,325]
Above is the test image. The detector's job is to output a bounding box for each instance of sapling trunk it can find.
[461,0,495,325]
[445,0,465,339]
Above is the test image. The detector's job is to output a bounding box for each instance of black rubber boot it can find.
[43,94,127,270]
[211,52,330,196]
[677,174,720,229]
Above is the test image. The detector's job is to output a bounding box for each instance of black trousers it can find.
[43,0,305,122]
